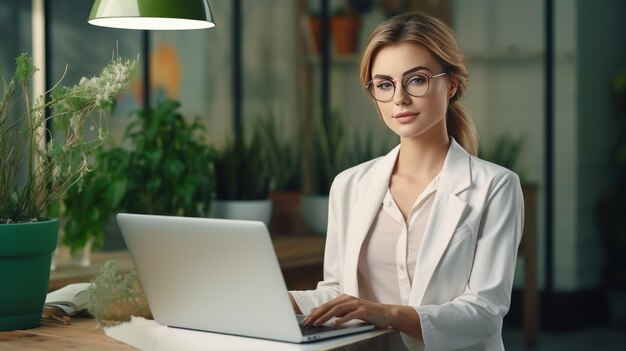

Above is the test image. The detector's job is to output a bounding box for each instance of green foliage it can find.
[308,111,391,196]
[214,129,270,200]
[61,99,217,252]
[119,99,217,215]
[309,110,349,196]
[478,134,526,180]
[255,111,302,192]
[0,53,136,224]
[88,260,152,324]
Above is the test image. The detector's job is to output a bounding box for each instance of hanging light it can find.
[88,0,215,30]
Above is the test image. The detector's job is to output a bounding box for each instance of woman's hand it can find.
[302,294,392,328]
[302,294,423,340]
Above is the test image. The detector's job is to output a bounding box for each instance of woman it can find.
[289,12,524,351]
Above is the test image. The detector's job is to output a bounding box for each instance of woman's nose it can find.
[394,86,411,105]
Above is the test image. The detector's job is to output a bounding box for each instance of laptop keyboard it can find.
[299,323,345,336]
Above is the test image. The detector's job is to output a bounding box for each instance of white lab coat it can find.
[291,139,524,350]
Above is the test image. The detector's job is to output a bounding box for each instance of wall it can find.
[453,0,546,290]
[574,0,626,289]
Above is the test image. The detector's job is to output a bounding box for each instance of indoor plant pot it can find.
[211,199,273,225]
[0,53,135,330]
[0,219,58,331]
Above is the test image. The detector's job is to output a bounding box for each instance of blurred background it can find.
[2,0,625,349]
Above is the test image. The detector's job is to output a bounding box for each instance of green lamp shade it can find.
[89,0,215,30]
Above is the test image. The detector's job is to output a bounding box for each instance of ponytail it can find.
[448,99,479,156]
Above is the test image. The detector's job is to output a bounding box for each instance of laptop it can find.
[116,213,375,343]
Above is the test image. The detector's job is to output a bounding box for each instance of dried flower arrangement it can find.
[88,260,152,326]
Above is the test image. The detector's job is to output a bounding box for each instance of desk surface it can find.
[0,317,133,350]
[0,317,398,351]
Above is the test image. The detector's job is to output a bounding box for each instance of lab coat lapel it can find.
[342,146,399,296]
[412,140,471,304]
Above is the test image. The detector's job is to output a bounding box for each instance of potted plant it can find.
[60,99,218,254]
[255,110,304,235]
[331,0,375,55]
[595,68,626,326]
[212,121,271,224]
[302,111,391,234]
[0,53,135,331]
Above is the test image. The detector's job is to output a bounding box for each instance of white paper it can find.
[104,316,391,351]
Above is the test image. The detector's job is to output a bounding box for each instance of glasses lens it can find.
[403,73,429,97]
[368,79,394,102]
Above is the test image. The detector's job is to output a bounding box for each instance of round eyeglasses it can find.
[365,72,447,102]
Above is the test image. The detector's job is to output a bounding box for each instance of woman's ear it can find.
[448,75,458,99]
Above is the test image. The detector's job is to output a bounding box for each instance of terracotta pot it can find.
[331,15,362,55]
[269,191,307,235]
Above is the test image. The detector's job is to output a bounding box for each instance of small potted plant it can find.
[255,110,304,235]
[0,53,135,331]
[212,121,271,224]
[331,0,375,55]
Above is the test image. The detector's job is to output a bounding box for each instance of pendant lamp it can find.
[88,0,215,30]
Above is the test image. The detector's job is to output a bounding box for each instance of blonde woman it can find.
[289,12,524,351]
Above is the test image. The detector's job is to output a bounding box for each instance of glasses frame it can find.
[365,72,448,102]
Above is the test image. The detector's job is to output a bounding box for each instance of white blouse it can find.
[357,176,439,305]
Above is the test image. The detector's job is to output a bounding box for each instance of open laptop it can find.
[116,213,374,343]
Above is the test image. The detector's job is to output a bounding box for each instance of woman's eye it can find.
[376,81,393,90]
[407,75,427,86]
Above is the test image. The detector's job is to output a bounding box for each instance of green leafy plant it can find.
[214,122,270,201]
[0,53,136,224]
[307,111,393,196]
[61,99,217,252]
[478,134,526,180]
[308,110,349,196]
[255,111,302,192]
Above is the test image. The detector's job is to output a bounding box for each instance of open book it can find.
[45,283,91,316]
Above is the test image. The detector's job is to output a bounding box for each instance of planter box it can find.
[0,218,58,331]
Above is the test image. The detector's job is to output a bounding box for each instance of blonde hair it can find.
[359,12,479,155]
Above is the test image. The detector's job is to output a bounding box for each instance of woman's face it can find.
[370,42,455,140]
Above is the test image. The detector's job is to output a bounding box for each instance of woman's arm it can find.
[303,294,423,340]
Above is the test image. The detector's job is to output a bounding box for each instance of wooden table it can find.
[0,317,133,350]
[1,316,398,350]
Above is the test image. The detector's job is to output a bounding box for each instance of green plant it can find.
[214,127,270,200]
[595,68,626,291]
[308,110,349,196]
[351,128,393,166]
[478,134,526,180]
[334,0,375,15]
[61,99,217,251]
[0,53,136,224]
[255,110,302,192]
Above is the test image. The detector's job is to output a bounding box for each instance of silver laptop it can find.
[116,213,374,343]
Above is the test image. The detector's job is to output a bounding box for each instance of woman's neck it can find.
[395,133,450,179]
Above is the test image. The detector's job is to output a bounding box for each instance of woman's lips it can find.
[393,112,418,123]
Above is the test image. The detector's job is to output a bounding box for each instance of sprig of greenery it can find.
[0,53,136,223]
[255,110,302,192]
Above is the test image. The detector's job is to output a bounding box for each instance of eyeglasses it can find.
[365,72,447,102]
